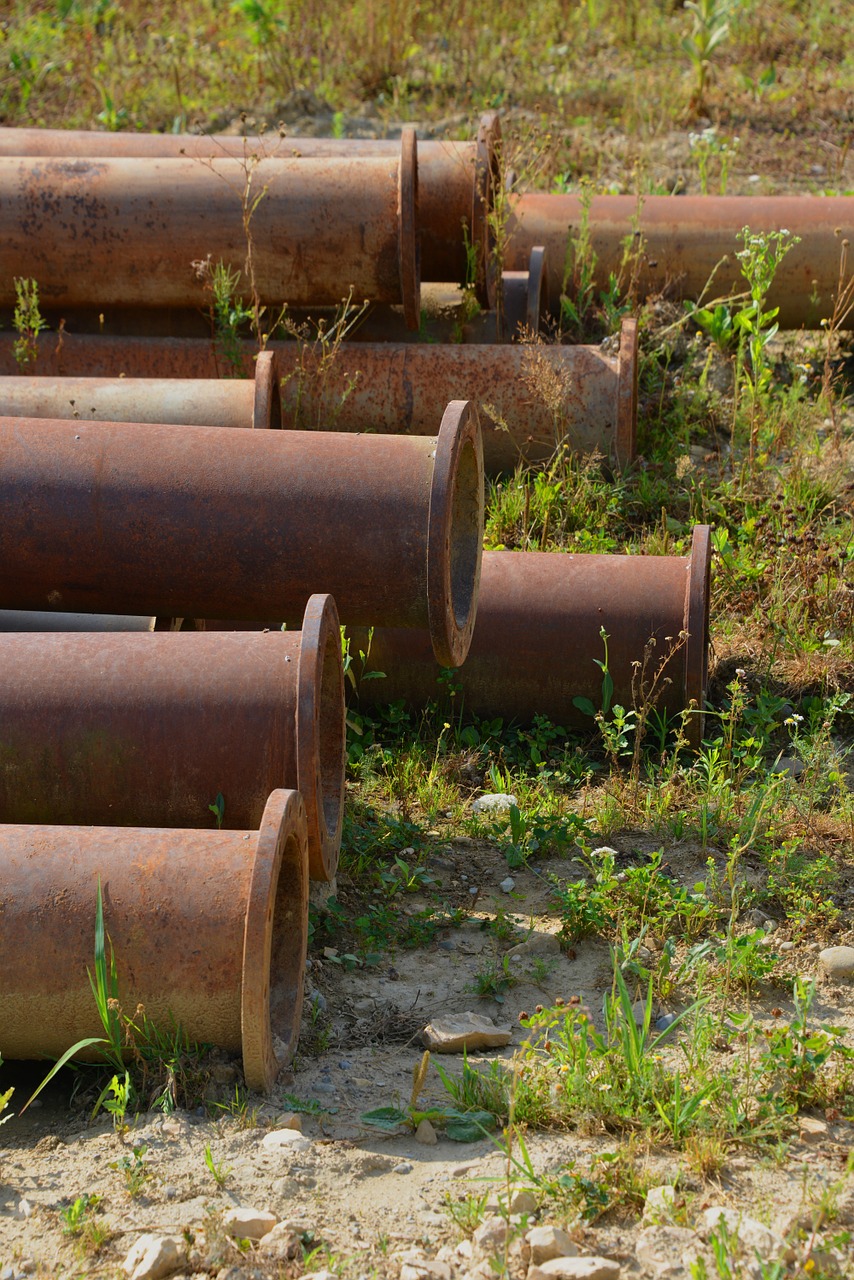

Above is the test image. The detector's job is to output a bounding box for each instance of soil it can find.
[2,836,854,1278]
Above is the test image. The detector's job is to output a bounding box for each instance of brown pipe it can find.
[348,527,712,746]
[0,595,344,882]
[0,401,483,667]
[0,789,308,1090]
[505,194,853,329]
[0,116,500,301]
[0,137,420,326]
[0,319,636,470]
[0,349,282,429]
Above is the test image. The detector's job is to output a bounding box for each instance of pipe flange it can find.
[296,593,346,882]
[615,315,638,466]
[398,126,421,331]
[253,350,283,429]
[426,400,484,668]
[241,788,309,1090]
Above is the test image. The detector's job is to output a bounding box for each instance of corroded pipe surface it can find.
[0,321,636,469]
[0,350,281,429]
[0,402,483,666]
[505,194,853,329]
[0,789,308,1089]
[0,116,499,301]
[0,139,420,326]
[349,527,712,745]
[0,596,344,881]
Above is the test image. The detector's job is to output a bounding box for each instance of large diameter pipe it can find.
[0,320,636,470]
[0,137,420,326]
[0,116,499,301]
[0,401,483,667]
[349,528,711,746]
[0,789,308,1090]
[0,595,344,882]
[505,194,853,329]
[0,350,282,429]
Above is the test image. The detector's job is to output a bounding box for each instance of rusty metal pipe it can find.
[0,350,282,429]
[505,194,853,329]
[0,401,483,667]
[0,138,420,326]
[348,528,712,745]
[0,789,308,1089]
[0,596,344,881]
[0,116,499,300]
[0,320,636,469]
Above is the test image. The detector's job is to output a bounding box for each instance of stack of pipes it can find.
[18,108,854,1079]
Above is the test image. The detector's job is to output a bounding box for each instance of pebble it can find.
[415,1118,439,1145]
[527,1226,578,1263]
[472,793,517,814]
[314,1080,337,1094]
[511,1189,538,1215]
[798,1116,829,1143]
[122,1233,186,1280]
[500,877,516,893]
[422,1011,513,1053]
[338,1058,352,1069]
[394,1162,414,1174]
[779,941,795,952]
[642,1185,678,1222]
[257,1223,302,1260]
[529,1258,621,1280]
[473,1216,510,1254]
[223,1207,279,1241]
[261,1128,312,1153]
[308,990,327,1012]
[507,933,561,958]
[274,1111,303,1131]
[699,1208,788,1263]
[819,946,854,979]
[635,1225,700,1276]
[655,1014,677,1033]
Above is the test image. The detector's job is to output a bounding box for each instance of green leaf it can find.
[572,696,596,717]
[360,1106,410,1131]
[20,1038,108,1114]
[445,1110,496,1142]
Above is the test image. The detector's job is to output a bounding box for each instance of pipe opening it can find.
[450,436,482,633]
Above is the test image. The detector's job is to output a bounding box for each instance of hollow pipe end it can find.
[398,126,421,331]
[475,112,503,309]
[683,524,712,750]
[253,350,283,430]
[241,788,309,1091]
[616,316,639,466]
[427,400,484,668]
[297,593,346,882]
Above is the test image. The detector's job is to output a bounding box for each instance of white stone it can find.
[274,1111,303,1131]
[529,1258,620,1280]
[473,1216,510,1255]
[819,946,854,979]
[423,1012,512,1053]
[261,1128,312,1153]
[257,1223,301,1259]
[507,934,562,959]
[415,1118,439,1145]
[527,1226,578,1264]
[511,1190,538,1215]
[799,1116,828,1143]
[123,1234,186,1280]
[643,1186,679,1223]
[500,877,516,894]
[699,1208,787,1262]
[473,793,518,814]
[223,1206,279,1241]
[635,1226,700,1277]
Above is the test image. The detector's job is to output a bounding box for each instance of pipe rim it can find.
[296,593,346,882]
[684,524,712,748]
[398,127,421,332]
[616,316,638,466]
[240,788,308,1091]
[475,112,502,308]
[426,400,484,668]
[253,350,283,430]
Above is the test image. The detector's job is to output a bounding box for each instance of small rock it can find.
[163,1186,178,1200]
[779,941,795,952]
[655,1014,677,1033]
[314,1080,336,1094]
[819,946,854,979]
[769,756,805,779]
[472,793,517,814]
[123,1234,186,1280]
[798,1116,828,1143]
[223,1207,279,1242]
[415,1118,439,1145]
[743,909,774,929]
[261,1128,312,1153]
[15,1198,33,1219]
[257,1223,302,1260]
[394,1162,413,1174]
[307,990,327,1012]
[274,1111,303,1131]
[423,1012,512,1053]
[527,1226,578,1264]
[635,1225,700,1277]
[699,1208,787,1263]
[631,999,651,1026]
[529,1258,621,1280]
[511,1190,538,1215]
[500,877,516,894]
[507,934,561,959]
[473,1217,509,1255]
[643,1186,679,1222]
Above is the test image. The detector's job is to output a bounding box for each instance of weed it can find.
[682,0,732,110]
[208,791,225,829]
[0,1056,13,1128]
[13,277,48,368]
[443,1188,490,1235]
[204,1142,233,1188]
[111,1144,151,1197]
[361,1050,497,1142]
